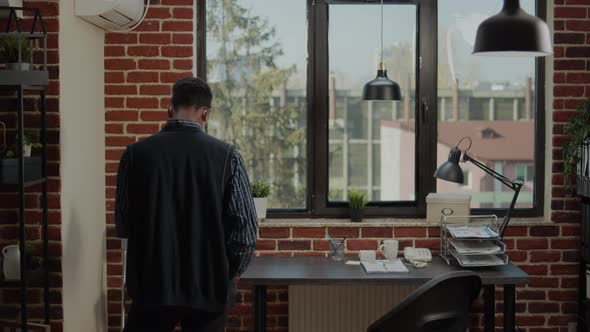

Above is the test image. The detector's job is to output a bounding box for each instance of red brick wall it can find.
[104,0,194,330]
[0,1,62,331]
[226,223,578,332]
[103,1,585,332]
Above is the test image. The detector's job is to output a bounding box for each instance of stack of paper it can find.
[446,226,499,239]
[449,239,502,255]
[361,260,409,273]
[443,224,508,267]
[451,253,506,267]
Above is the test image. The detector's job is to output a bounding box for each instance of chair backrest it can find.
[367,271,482,332]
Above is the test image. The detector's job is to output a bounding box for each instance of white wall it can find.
[380,126,402,200]
[59,0,107,330]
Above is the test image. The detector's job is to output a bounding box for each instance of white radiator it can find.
[289,284,419,332]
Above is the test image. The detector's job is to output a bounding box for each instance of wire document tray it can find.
[441,215,509,267]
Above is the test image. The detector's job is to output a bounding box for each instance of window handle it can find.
[421,98,429,124]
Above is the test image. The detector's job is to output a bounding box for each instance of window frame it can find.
[195,0,546,219]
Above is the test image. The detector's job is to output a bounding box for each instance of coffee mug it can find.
[379,239,399,261]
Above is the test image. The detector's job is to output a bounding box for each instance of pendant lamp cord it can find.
[380,0,384,67]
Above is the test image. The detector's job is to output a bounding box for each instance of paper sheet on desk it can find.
[447,225,498,239]
[361,260,409,273]
[449,239,501,254]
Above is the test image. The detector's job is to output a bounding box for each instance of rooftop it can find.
[382,120,535,161]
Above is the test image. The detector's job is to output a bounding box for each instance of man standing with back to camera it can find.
[115,77,258,332]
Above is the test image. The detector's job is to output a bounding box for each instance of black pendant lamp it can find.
[473,0,552,57]
[362,0,401,101]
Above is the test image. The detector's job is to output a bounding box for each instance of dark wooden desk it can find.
[240,256,530,332]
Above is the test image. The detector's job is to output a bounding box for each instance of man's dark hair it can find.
[171,77,212,110]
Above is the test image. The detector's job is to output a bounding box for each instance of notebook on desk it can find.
[361,260,409,273]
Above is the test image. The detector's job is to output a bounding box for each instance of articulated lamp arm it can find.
[462,154,524,238]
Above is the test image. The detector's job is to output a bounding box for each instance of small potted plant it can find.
[0,128,43,184]
[348,189,368,223]
[251,180,271,220]
[22,130,42,158]
[0,37,33,71]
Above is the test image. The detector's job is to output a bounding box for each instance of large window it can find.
[328,3,417,203]
[197,0,546,217]
[437,0,542,210]
[204,0,308,209]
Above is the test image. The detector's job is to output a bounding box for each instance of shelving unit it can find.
[578,137,590,332]
[0,7,49,332]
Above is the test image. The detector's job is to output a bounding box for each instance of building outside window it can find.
[436,0,539,210]
[460,170,471,189]
[516,164,535,183]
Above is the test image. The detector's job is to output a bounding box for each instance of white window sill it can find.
[259,217,549,227]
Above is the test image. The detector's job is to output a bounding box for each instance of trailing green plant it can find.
[2,149,15,158]
[563,100,590,192]
[0,37,32,63]
[347,189,368,209]
[251,180,271,198]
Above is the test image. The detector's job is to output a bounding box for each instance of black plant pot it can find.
[350,208,364,223]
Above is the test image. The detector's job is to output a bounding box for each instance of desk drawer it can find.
[289,284,418,332]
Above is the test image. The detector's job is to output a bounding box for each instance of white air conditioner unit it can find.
[75,0,147,32]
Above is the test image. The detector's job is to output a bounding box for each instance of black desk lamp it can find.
[434,137,524,239]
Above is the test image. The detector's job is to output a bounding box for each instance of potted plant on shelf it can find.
[22,129,42,158]
[251,180,271,220]
[0,36,32,71]
[1,130,43,158]
[0,127,43,184]
[348,189,368,223]
[563,100,590,195]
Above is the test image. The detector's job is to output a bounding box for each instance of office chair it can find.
[367,271,482,332]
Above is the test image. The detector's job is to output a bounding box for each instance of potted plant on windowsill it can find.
[251,180,271,220]
[0,36,32,71]
[348,189,368,223]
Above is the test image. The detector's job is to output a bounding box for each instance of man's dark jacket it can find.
[124,123,234,312]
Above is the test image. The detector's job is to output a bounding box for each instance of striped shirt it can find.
[115,119,258,277]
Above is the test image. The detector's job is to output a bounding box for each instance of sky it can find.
[208,0,537,91]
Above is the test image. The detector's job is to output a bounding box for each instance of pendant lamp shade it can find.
[473,0,552,57]
[363,68,402,101]
[362,0,402,101]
